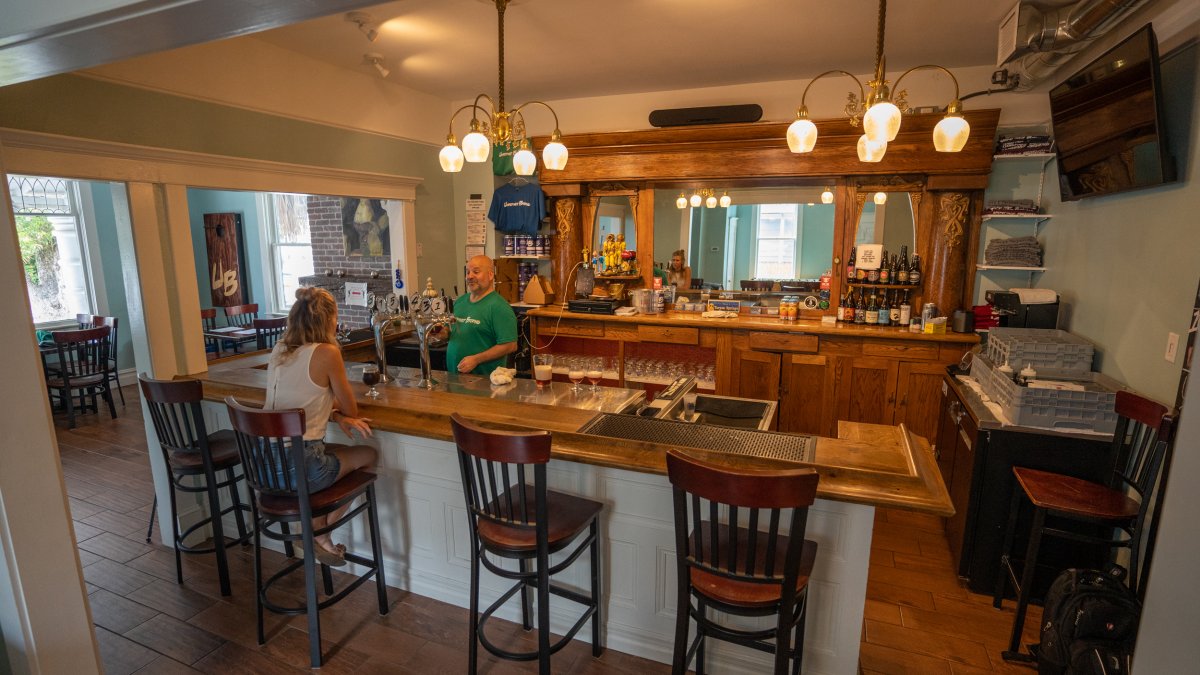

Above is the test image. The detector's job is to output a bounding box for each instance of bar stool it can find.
[666,448,819,675]
[224,397,389,669]
[449,413,603,675]
[253,316,287,350]
[139,375,252,596]
[993,390,1175,663]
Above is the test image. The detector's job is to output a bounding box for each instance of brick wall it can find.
[302,195,391,327]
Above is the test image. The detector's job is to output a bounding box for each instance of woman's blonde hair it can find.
[670,249,687,269]
[274,287,338,361]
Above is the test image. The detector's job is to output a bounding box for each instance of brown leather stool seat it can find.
[476,484,603,554]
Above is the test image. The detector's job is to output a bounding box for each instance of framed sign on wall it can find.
[204,212,247,307]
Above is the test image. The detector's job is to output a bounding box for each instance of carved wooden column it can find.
[551,196,582,299]
[925,191,973,314]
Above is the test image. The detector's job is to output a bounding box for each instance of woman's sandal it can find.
[314,542,346,567]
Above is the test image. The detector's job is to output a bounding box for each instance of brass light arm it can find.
[796,70,867,118]
[445,99,495,139]
[511,100,563,136]
[893,64,963,110]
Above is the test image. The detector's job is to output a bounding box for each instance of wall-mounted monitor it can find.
[1049,24,1176,201]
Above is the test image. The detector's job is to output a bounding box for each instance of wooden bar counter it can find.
[190,347,952,674]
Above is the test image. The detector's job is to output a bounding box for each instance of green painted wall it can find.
[0,619,8,675]
[799,204,835,279]
[186,188,265,313]
[0,74,459,294]
[83,181,135,372]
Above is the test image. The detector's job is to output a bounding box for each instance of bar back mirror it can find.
[593,195,638,274]
[653,187,835,291]
[853,192,917,273]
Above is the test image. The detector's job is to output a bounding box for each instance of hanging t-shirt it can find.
[491,140,517,176]
[487,182,546,235]
[446,290,518,376]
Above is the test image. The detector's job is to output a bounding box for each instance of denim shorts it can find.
[270,439,341,493]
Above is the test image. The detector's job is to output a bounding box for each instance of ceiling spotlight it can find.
[346,11,379,42]
[364,53,389,78]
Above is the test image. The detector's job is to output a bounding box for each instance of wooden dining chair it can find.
[223,303,259,353]
[666,449,819,675]
[253,317,287,350]
[45,325,116,429]
[90,315,124,405]
[201,308,220,355]
[740,280,773,291]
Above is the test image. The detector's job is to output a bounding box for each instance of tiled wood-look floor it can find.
[55,386,1039,673]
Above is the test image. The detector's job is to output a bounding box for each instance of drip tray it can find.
[578,413,815,464]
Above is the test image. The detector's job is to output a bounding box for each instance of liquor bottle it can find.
[854,292,866,324]
[879,250,890,284]
[877,292,890,325]
[865,293,879,324]
[909,254,922,285]
[897,247,909,285]
[889,290,902,324]
[846,247,857,283]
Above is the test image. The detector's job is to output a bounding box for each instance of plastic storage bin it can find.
[985,328,1095,375]
[970,354,1119,433]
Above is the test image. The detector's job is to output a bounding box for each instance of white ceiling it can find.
[254,0,1025,103]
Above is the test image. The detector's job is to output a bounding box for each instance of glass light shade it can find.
[705,195,717,208]
[719,193,731,208]
[786,118,818,153]
[874,191,888,205]
[542,141,568,170]
[462,131,491,162]
[863,100,901,142]
[821,188,834,204]
[690,193,702,207]
[676,194,688,209]
[933,115,971,152]
[512,148,536,176]
[439,144,465,172]
[857,134,887,162]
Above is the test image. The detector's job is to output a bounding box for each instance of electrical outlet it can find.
[1165,332,1179,363]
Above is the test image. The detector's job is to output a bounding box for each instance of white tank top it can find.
[265,343,334,441]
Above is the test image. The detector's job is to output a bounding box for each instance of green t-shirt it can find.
[447,290,518,376]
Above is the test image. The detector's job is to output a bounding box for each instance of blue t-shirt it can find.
[488,183,546,235]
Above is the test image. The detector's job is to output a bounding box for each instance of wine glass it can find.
[568,360,586,392]
[361,363,381,399]
[587,357,605,392]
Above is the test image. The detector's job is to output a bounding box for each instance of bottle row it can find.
[847,244,922,286]
[502,234,552,257]
[836,288,913,327]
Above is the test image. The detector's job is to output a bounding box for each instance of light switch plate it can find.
[1165,332,1179,363]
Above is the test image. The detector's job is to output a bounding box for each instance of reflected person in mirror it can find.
[445,255,517,376]
[667,249,692,292]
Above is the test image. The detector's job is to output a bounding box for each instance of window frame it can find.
[751,203,802,280]
[258,192,314,316]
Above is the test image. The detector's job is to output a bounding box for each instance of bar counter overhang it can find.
[189,349,952,674]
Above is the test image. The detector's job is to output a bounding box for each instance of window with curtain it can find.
[8,174,97,326]
[753,204,799,279]
[267,193,314,313]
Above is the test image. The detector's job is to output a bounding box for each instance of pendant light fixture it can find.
[677,188,732,209]
[676,193,688,209]
[439,0,567,174]
[874,191,888,205]
[786,0,970,162]
[821,187,834,204]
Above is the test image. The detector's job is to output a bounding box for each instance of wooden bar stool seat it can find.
[450,413,603,675]
[667,448,820,675]
[994,390,1176,663]
[224,397,389,669]
[139,375,252,598]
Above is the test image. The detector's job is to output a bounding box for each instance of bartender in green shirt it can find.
[446,255,518,376]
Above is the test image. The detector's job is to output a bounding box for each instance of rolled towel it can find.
[1011,288,1058,304]
[490,367,517,386]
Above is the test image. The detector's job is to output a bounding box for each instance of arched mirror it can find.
[652,187,835,291]
[853,190,917,274]
[591,194,638,275]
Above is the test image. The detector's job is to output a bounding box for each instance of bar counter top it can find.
[193,350,953,516]
[527,305,981,344]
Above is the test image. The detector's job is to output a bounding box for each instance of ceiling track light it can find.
[346,11,379,42]
[364,53,389,78]
[439,0,567,174]
[786,0,970,162]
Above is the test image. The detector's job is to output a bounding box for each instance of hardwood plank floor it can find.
[55,385,1041,673]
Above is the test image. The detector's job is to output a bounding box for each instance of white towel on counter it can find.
[490,367,516,386]
[1012,288,1058,304]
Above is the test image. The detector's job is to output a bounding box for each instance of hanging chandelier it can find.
[676,188,731,209]
[439,0,567,175]
[786,0,970,162]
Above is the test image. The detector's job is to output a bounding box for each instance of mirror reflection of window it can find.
[754,205,799,279]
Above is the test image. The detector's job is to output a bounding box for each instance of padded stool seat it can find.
[1012,467,1141,520]
[257,469,377,517]
[690,529,817,608]
[169,430,240,471]
[477,485,603,554]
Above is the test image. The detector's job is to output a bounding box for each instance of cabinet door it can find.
[731,348,781,404]
[934,381,960,495]
[779,353,835,436]
[895,361,948,444]
[834,356,898,425]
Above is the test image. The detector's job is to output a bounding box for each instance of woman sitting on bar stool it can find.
[266,287,375,566]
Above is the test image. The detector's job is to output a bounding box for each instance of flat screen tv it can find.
[1049,24,1175,201]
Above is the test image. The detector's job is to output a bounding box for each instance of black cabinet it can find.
[938,373,1115,598]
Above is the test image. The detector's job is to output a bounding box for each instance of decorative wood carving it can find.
[553,197,582,298]
[939,193,970,250]
[926,191,973,316]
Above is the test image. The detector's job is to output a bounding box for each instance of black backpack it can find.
[1034,567,1141,675]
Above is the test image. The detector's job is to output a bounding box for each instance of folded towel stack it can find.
[490,367,517,386]
[984,236,1042,267]
[983,199,1040,215]
[995,135,1055,155]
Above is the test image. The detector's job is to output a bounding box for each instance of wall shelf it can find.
[977,265,1047,272]
[981,214,1053,222]
[496,255,551,260]
[992,153,1056,160]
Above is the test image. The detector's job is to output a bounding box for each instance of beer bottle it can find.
[879,251,890,284]
[909,254,922,285]
[897,248,909,285]
[854,292,866,324]
[846,247,857,283]
[865,293,879,324]
[889,290,902,324]
[877,292,890,325]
